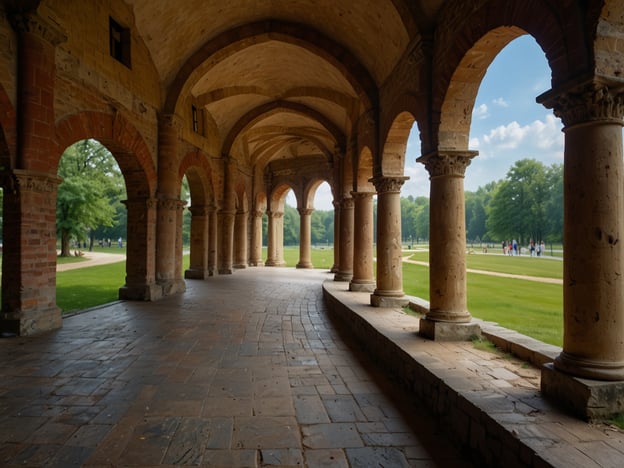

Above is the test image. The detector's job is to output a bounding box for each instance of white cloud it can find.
[481,114,562,154]
[492,97,508,107]
[473,103,489,119]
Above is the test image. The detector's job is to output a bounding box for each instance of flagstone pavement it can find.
[0,267,473,467]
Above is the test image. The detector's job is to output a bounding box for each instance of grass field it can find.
[52,246,564,346]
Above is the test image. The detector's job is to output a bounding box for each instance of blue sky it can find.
[305,35,563,210]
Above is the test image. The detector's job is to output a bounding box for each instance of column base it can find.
[334,271,353,282]
[184,268,210,280]
[157,278,186,296]
[208,268,217,277]
[296,261,314,269]
[370,292,409,308]
[349,280,375,292]
[330,264,339,273]
[0,307,62,336]
[264,261,286,267]
[542,362,624,420]
[553,351,624,381]
[419,317,481,341]
[218,268,234,275]
[249,261,264,267]
[119,282,163,301]
[233,264,247,269]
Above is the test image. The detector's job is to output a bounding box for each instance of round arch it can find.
[354,146,374,192]
[55,111,156,199]
[379,111,415,176]
[178,150,214,206]
[303,178,332,210]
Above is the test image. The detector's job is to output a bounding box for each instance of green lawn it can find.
[53,246,562,347]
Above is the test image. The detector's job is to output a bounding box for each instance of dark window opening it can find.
[109,17,131,68]
[192,105,199,133]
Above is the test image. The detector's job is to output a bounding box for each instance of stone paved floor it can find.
[0,268,472,467]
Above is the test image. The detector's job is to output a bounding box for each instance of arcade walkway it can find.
[0,268,471,467]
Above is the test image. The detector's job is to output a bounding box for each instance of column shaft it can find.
[249,211,264,266]
[331,201,340,273]
[218,210,235,274]
[370,177,408,307]
[350,192,375,292]
[208,206,218,276]
[334,198,354,281]
[185,206,209,279]
[297,208,314,268]
[233,210,248,269]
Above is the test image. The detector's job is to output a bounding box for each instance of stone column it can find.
[334,197,354,281]
[275,212,286,266]
[207,205,218,276]
[349,191,375,292]
[265,211,277,266]
[418,151,480,340]
[233,210,248,269]
[543,82,624,380]
[218,209,235,274]
[0,12,66,335]
[297,208,314,268]
[119,197,160,300]
[156,114,185,295]
[331,200,340,273]
[538,81,624,419]
[1,171,62,335]
[249,210,264,266]
[185,205,209,279]
[370,176,409,307]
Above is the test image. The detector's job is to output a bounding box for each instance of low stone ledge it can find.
[322,280,624,467]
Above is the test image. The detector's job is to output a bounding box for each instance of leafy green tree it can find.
[311,210,327,245]
[56,140,125,256]
[413,197,430,242]
[466,182,497,242]
[544,163,563,243]
[283,204,300,245]
[486,159,552,244]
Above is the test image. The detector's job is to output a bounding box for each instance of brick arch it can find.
[55,111,156,199]
[432,0,591,151]
[0,83,16,169]
[379,111,415,177]
[178,150,214,206]
[164,20,377,115]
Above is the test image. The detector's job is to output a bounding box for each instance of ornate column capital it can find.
[268,211,284,219]
[189,205,210,217]
[13,169,62,193]
[253,210,265,218]
[298,208,314,216]
[158,198,187,211]
[350,191,375,200]
[417,151,477,178]
[9,12,67,45]
[538,78,624,128]
[370,176,409,194]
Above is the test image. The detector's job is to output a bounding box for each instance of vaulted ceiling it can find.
[123,0,442,169]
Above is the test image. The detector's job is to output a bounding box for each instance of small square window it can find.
[109,17,131,68]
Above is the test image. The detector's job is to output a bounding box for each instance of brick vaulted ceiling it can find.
[124,0,437,168]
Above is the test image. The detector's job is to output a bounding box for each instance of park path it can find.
[56,251,126,272]
[402,257,563,285]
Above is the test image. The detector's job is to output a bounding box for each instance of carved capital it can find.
[13,169,61,193]
[417,151,476,178]
[268,211,284,219]
[370,176,409,194]
[341,198,355,210]
[253,210,265,218]
[121,197,158,211]
[539,80,624,127]
[189,205,210,217]
[9,12,67,45]
[158,198,186,211]
[298,208,314,216]
[350,191,375,200]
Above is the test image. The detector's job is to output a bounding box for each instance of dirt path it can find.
[57,251,126,272]
[402,258,563,285]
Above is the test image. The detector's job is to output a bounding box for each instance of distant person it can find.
[540,240,545,256]
[502,240,507,255]
[512,239,518,256]
[118,237,123,248]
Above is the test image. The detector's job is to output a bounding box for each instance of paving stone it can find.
[302,423,364,449]
[233,416,301,449]
[303,448,349,467]
[345,446,411,467]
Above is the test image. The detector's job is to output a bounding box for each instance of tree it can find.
[486,159,554,244]
[56,140,125,256]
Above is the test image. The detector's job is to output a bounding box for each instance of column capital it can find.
[370,176,409,194]
[417,150,477,178]
[9,11,67,45]
[538,78,624,128]
[298,208,314,216]
[268,211,284,219]
[158,198,187,211]
[13,169,62,193]
[253,210,265,218]
[350,191,375,200]
[189,205,210,217]
[121,197,158,210]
